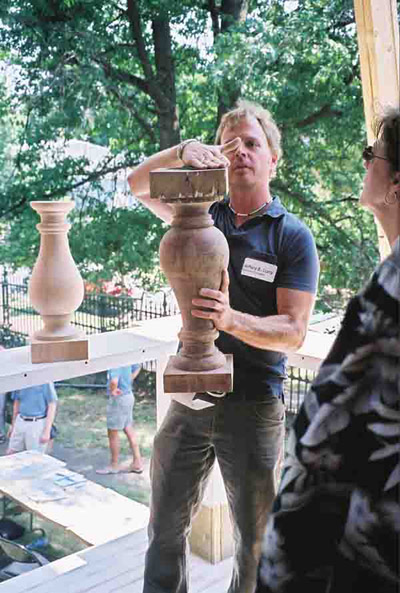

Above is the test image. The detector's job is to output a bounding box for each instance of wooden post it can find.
[354,0,400,258]
[150,168,233,393]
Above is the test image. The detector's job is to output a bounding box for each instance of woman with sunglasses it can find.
[256,109,399,593]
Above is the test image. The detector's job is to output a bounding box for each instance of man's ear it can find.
[270,155,278,178]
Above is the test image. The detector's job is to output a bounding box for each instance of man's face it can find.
[220,116,278,192]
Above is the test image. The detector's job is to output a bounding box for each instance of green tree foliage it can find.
[0,0,395,306]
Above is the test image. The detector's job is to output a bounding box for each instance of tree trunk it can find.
[152,16,180,149]
[216,0,248,123]
[220,0,248,32]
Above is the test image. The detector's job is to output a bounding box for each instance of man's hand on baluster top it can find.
[191,270,234,333]
[180,138,241,169]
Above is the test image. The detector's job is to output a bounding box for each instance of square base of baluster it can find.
[30,338,89,364]
[163,354,233,393]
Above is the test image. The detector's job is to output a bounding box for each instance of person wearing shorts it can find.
[96,364,143,474]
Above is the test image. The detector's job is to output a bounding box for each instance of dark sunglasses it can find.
[362,146,389,163]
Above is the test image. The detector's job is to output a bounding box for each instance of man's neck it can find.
[229,186,273,215]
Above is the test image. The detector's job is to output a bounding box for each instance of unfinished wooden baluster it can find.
[29,201,89,363]
[150,168,233,393]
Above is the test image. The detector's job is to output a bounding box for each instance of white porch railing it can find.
[0,315,334,562]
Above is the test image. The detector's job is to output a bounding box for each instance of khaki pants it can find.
[8,415,47,453]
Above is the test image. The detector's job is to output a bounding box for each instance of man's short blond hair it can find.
[215,99,282,159]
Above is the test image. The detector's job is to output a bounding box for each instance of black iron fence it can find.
[0,269,317,413]
[0,269,179,372]
[285,365,315,415]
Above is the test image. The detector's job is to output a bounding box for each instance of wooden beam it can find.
[354,0,400,258]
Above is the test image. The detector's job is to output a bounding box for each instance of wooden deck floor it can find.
[0,528,233,593]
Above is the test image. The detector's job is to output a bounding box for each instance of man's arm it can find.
[40,401,57,444]
[109,377,122,398]
[8,398,19,437]
[127,144,177,223]
[131,366,141,382]
[192,270,315,352]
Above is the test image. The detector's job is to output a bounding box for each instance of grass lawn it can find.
[3,509,88,562]
[1,371,157,564]
[55,383,157,459]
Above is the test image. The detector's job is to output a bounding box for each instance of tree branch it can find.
[94,56,152,95]
[108,86,157,144]
[126,0,154,82]
[0,159,139,219]
[271,180,376,267]
[295,104,343,128]
[207,0,220,38]
[94,53,168,109]
[97,43,139,57]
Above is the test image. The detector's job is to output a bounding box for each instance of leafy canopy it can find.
[0,0,392,308]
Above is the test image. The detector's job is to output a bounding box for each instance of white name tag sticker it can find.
[241,258,277,282]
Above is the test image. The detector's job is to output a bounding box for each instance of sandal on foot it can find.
[95,466,122,475]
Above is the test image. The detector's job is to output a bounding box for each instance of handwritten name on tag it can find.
[241,258,277,282]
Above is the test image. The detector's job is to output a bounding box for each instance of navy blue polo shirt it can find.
[209,196,319,401]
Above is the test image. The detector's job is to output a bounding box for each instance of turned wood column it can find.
[150,168,233,393]
[29,201,89,363]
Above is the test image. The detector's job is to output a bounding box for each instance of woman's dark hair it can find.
[374,108,400,178]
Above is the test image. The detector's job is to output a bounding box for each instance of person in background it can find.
[96,364,143,475]
[128,99,319,593]
[7,383,58,454]
[0,346,6,444]
[0,393,6,445]
[256,109,400,593]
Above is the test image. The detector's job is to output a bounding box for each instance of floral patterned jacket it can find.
[257,239,400,593]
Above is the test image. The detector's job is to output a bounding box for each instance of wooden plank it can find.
[0,476,149,547]
[118,579,144,593]
[106,555,233,593]
[0,531,148,593]
[197,575,233,593]
[0,555,87,593]
[13,541,146,593]
[82,562,145,593]
[164,354,233,393]
[190,555,233,592]
[0,529,233,593]
[354,0,400,259]
[79,529,147,563]
[31,338,89,364]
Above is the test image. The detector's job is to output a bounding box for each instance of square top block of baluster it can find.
[150,167,228,203]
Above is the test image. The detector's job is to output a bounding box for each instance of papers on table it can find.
[53,470,87,489]
[0,450,66,480]
[0,452,86,502]
[27,481,68,503]
[27,471,87,502]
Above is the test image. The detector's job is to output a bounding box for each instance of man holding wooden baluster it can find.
[128,99,319,593]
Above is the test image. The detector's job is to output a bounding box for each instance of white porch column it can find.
[189,464,233,563]
[354,0,400,259]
